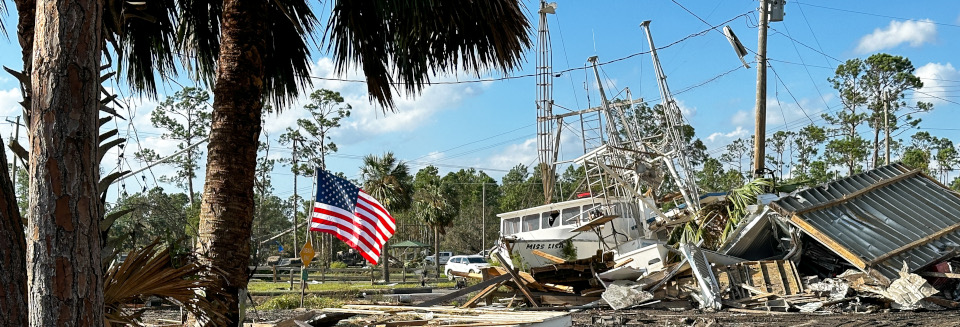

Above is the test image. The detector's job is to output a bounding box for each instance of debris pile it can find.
[307,164,960,326]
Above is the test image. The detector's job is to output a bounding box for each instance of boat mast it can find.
[640,20,701,212]
[536,1,558,204]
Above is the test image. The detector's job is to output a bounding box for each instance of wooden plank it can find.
[919,272,960,279]
[417,274,511,307]
[789,214,868,269]
[571,215,620,232]
[764,261,785,296]
[613,258,634,268]
[780,260,803,295]
[728,308,796,315]
[460,281,504,308]
[540,295,600,306]
[384,320,429,327]
[740,283,777,298]
[532,250,566,264]
[493,252,540,307]
[868,220,960,266]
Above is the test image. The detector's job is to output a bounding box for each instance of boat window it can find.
[541,211,561,228]
[503,217,520,235]
[521,214,540,232]
[561,207,580,225]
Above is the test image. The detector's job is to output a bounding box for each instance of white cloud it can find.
[914,62,960,105]
[486,137,538,172]
[855,19,937,53]
[731,110,749,125]
[676,100,697,118]
[706,126,749,143]
[0,88,22,117]
[262,58,489,146]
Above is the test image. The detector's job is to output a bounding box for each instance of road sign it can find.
[300,239,315,267]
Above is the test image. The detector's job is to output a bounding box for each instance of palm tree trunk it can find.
[193,0,268,323]
[0,135,27,327]
[27,0,104,323]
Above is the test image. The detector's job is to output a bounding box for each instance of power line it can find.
[794,2,960,29]
[914,90,960,105]
[793,1,836,68]
[407,123,534,163]
[779,21,832,110]
[306,12,755,86]
[768,26,842,63]
[768,64,814,123]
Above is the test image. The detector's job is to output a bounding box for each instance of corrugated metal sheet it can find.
[770,163,960,280]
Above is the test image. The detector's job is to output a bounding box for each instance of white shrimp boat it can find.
[494,3,702,272]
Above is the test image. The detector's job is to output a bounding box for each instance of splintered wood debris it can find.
[325,305,572,327]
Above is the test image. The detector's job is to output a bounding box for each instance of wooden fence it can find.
[249,266,442,285]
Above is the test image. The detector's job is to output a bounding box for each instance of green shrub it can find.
[560,239,577,261]
[258,294,344,310]
[330,261,348,269]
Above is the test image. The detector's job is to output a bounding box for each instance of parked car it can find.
[424,251,453,265]
[445,255,490,280]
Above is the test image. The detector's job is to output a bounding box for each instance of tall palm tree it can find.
[361,152,413,212]
[413,181,456,276]
[189,0,318,322]
[360,152,412,282]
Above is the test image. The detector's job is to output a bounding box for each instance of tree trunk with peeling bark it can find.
[1,0,35,324]
[0,135,27,327]
[193,0,267,323]
[27,0,105,324]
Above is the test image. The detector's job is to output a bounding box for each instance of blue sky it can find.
[1,0,959,203]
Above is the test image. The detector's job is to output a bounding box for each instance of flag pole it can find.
[300,167,319,308]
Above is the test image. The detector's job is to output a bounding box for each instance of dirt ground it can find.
[138,302,960,326]
[571,308,960,327]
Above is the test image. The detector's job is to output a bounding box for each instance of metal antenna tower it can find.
[640,20,701,212]
[536,1,558,204]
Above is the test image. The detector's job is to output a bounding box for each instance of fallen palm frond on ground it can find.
[669,178,773,249]
[103,239,228,326]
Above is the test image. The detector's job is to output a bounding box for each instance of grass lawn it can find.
[247,280,457,294]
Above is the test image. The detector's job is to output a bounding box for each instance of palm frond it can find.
[262,0,318,108]
[103,239,228,326]
[102,0,179,97]
[326,0,533,109]
[668,178,773,250]
[176,0,223,87]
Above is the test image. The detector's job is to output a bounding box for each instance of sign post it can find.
[299,239,315,307]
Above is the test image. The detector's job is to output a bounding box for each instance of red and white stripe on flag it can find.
[310,189,395,265]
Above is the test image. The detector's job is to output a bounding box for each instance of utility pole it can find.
[291,137,299,257]
[481,183,486,252]
[5,116,23,186]
[752,0,770,177]
[884,90,891,165]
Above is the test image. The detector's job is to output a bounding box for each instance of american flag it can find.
[309,170,396,265]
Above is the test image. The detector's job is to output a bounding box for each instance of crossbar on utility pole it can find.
[753,0,770,177]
